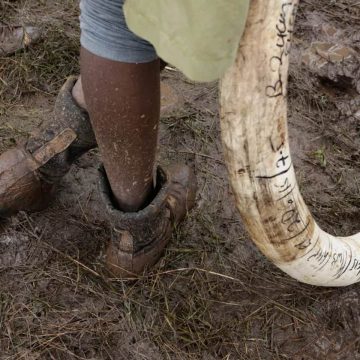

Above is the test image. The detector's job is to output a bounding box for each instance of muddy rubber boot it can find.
[99,164,197,277]
[0,25,41,55]
[0,76,97,216]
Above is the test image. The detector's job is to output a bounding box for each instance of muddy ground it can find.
[0,1,359,359]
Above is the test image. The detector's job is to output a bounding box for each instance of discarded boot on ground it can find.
[0,24,41,55]
[0,76,97,216]
[99,164,197,277]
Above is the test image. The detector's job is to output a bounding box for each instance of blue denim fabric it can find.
[80,0,157,63]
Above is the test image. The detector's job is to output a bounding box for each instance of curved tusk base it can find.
[220,0,360,286]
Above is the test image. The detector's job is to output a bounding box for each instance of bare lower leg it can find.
[73,60,166,111]
[80,48,160,212]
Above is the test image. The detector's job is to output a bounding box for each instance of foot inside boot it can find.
[99,164,197,277]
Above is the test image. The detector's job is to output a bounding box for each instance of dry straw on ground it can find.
[0,0,359,359]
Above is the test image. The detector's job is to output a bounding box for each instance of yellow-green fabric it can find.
[124,0,249,82]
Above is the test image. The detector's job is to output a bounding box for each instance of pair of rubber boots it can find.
[0,77,196,277]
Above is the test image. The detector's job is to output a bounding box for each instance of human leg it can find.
[81,49,160,212]
[80,0,197,275]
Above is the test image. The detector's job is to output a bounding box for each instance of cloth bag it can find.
[124,0,249,82]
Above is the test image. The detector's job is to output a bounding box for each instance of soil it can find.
[0,1,359,359]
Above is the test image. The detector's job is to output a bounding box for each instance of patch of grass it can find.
[311,147,327,168]
[0,27,79,107]
[0,0,80,111]
[0,0,359,359]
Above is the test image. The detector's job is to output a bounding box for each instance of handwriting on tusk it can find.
[257,147,312,250]
[266,1,298,98]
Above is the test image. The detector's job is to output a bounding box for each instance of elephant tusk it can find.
[220,0,360,286]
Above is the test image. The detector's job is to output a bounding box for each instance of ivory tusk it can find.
[220,0,360,286]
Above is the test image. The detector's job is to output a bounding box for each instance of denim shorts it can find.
[79,0,157,63]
